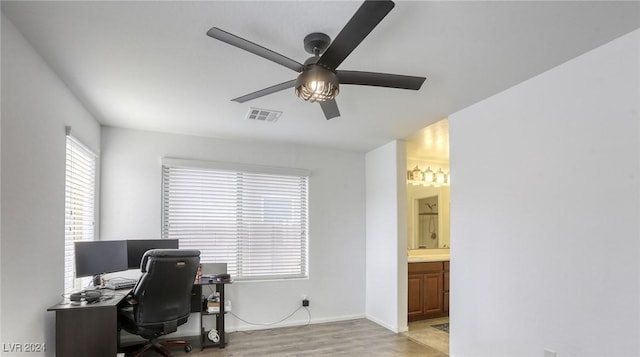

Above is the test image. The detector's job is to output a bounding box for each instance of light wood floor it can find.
[403,317,449,355]
[168,319,446,357]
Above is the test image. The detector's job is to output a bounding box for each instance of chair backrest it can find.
[131,249,200,328]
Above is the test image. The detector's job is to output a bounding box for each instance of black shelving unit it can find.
[192,280,232,350]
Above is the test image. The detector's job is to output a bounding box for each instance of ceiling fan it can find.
[206,0,426,120]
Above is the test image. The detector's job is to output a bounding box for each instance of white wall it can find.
[365,140,407,332]
[99,126,366,333]
[449,29,640,356]
[0,14,101,356]
[0,15,3,349]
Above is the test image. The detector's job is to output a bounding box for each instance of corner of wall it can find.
[364,140,406,332]
[396,141,408,332]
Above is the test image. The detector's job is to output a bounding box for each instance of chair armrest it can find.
[117,292,137,307]
[125,294,138,305]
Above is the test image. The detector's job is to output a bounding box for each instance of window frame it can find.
[64,130,98,293]
[161,158,310,281]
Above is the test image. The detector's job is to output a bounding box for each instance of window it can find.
[64,132,97,293]
[162,159,309,281]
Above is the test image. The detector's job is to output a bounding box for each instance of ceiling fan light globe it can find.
[295,66,339,103]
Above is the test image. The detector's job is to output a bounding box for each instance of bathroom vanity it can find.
[406,173,451,321]
[408,260,449,321]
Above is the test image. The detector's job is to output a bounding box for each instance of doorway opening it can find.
[403,118,450,355]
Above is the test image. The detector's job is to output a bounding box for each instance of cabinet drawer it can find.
[409,262,443,274]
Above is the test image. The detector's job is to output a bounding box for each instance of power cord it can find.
[202,286,311,329]
[230,305,311,330]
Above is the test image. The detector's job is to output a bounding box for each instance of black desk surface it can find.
[194,278,232,286]
[47,290,129,311]
[48,279,231,311]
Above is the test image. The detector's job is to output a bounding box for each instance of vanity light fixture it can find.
[407,165,449,187]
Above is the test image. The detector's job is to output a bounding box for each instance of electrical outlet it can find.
[302,298,309,307]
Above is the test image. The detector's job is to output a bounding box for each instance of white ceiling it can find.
[2,1,638,152]
[406,118,449,163]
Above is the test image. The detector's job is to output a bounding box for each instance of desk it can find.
[48,282,231,356]
[47,290,129,357]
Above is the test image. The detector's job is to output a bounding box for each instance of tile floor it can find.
[403,317,449,356]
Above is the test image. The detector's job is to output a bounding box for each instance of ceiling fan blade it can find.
[337,71,425,90]
[317,0,395,70]
[231,79,297,103]
[207,27,304,72]
[320,99,340,120]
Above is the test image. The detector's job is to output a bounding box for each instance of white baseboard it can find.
[365,315,399,333]
[228,313,366,332]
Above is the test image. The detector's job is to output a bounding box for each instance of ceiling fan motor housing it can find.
[303,32,331,56]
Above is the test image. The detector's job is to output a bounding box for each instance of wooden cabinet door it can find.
[423,272,443,315]
[408,274,424,318]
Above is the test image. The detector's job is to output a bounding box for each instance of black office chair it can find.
[118,249,200,357]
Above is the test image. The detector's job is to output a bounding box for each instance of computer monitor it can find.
[126,239,179,269]
[74,240,128,286]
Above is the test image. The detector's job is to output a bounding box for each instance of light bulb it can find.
[295,66,339,103]
[435,168,445,186]
[424,167,434,185]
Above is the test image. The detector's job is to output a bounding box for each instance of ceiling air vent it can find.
[246,107,282,122]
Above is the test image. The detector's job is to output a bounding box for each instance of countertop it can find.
[407,249,450,263]
[408,255,450,263]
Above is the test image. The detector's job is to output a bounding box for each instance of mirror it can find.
[417,196,439,248]
[407,185,450,250]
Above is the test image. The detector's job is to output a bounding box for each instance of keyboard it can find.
[111,280,137,290]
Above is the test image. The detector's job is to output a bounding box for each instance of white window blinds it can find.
[162,159,309,281]
[64,133,97,293]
